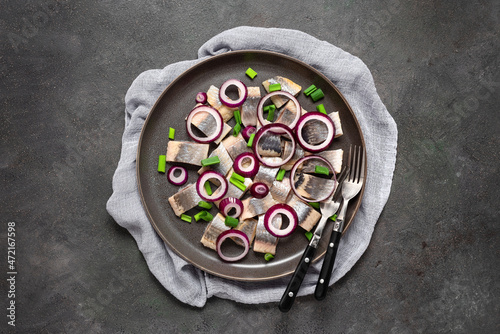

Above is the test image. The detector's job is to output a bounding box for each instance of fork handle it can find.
[314,229,342,300]
[279,244,316,312]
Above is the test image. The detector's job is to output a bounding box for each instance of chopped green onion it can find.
[158,155,166,173]
[247,133,255,147]
[276,168,286,181]
[168,127,175,140]
[315,165,330,175]
[234,109,242,125]
[309,202,320,210]
[204,181,213,196]
[245,67,257,79]
[224,216,239,228]
[201,156,220,166]
[194,210,213,222]
[230,178,247,191]
[305,231,313,241]
[310,88,325,102]
[316,104,327,115]
[181,214,192,223]
[233,122,242,136]
[265,104,275,121]
[198,201,213,210]
[304,85,317,96]
[329,214,338,221]
[231,172,245,183]
[269,83,281,92]
[264,253,275,261]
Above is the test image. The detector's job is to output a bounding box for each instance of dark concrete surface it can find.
[1,0,499,333]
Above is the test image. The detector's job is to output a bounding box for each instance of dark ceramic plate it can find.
[137,50,365,281]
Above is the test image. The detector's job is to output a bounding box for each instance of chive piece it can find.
[194,211,205,222]
[247,133,255,147]
[234,109,242,125]
[168,127,175,140]
[231,172,245,183]
[198,201,213,210]
[329,214,338,221]
[316,104,327,115]
[309,202,320,210]
[304,85,317,96]
[194,210,213,222]
[158,155,166,173]
[230,178,247,191]
[204,181,213,196]
[310,88,325,102]
[245,67,257,79]
[233,122,242,136]
[264,253,275,261]
[269,83,281,92]
[201,156,220,166]
[305,231,313,241]
[181,214,192,223]
[265,105,276,121]
[276,168,286,181]
[224,216,239,228]
[315,165,330,175]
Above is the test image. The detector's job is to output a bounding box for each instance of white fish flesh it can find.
[286,194,321,232]
[293,172,336,202]
[198,143,234,177]
[221,133,252,160]
[206,85,237,122]
[233,218,258,246]
[303,149,343,174]
[329,112,343,138]
[274,100,307,127]
[256,132,283,157]
[240,193,277,221]
[166,141,209,166]
[270,178,292,203]
[168,183,203,216]
[280,141,305,171]
[253,214,281,255]
[200,213,230,250]
[240,86,261,127]
[253,163,280,188]
[262,76,302,108]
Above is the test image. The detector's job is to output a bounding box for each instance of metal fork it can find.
[314,145,366,300]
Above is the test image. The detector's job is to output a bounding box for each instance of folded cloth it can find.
[106,26,398,307]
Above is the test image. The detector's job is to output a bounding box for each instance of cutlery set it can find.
[279,145,365,312]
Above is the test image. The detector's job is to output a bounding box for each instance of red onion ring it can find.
[233,152,259,178]
[250,182,269,199]
[219,197,244,218]
[216,229,250,262]
[252,123,295,168]
[241,126,257,141]
[264,204,298,238]
[257,91,301,129]
[295,112,336,152]
[167,166,188,186]
[290,155,336,203]
[186,105,224,143]
[218,79,248,108]
[195,91,207,104]
[196,171,228,202]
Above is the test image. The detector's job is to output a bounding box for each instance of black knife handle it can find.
[314,230,342,300]
[279,244,316,312]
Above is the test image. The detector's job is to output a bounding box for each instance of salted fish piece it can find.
[262,76,302,108]
[329,112,343,138]
[206,85,237,122]
[303,149,343,174]
[253,161,280,187]
[281,141,305,171]
[274,100,307,127]
[286,194,321,232]
[240,193,277,221]
[257,132,283,157]
[240,86,261,127]
[270,178,292,203]
[189,109,232,144]
[166,141,209,166]
[198,143,233,177]
[200,213,230,250]
[253,214,281,255]
[168,183,203,216]
[233,218,258,246]
[221,133,252,160]
[293,172,336,202]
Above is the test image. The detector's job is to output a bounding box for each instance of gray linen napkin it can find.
[106,26,398,307]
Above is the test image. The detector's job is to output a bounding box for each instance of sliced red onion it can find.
[264,204,298,238]
[295,112,336,152]
[186,105,223,143]
[241,126,257,141]
[250,182,269,199]
[167,166,188,186]
[290,155,336,202]
[196,170,228,202]
[216,229,250,262]
[233,152,259,178]
[257,91,301,129]
[252,123,295,168]
[195,91,207,104]
[219,197,244,218]
[218,79,248,108]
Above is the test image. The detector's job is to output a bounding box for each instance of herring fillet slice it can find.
[189,108,232,144]
[256,132,283,157]
[168,183,203,216]
[206,85,237,122]
[274,100,307,127]
[303,149,343,174]
[221,133,252,160]
[198,143,234,177]
[200,213,230,250]
[240,86,261,127]
[253,163,280,188]
[166,141,209,166]
[281,141,305,171]
[329,111,343,138]
[286,194,321,232]
[233,218,258,246]
[293,172,336,201]
[262,76,302,108]
[270,178,292,203]
[240,193,277,221]
[253,214,282,255]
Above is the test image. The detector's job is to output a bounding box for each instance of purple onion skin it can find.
[250,182,269,199]
[241,126,256,141]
